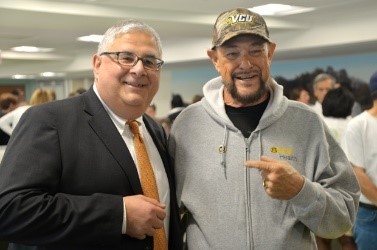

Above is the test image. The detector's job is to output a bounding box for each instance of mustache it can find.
[232,70,260,79]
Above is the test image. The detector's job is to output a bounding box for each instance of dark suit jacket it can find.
[0,87,182,250]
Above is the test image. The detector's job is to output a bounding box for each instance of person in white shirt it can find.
[345,71,377,250]
[0,88,54,136]
[0,105,30,136]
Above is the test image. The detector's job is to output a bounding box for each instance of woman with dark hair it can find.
[322,87,355,119]
[319,86,357,250]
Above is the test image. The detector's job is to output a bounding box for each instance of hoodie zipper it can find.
[245,137,253,249]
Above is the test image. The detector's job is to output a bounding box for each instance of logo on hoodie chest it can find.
[270,146,298,162]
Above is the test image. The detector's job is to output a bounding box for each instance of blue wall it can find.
[171,65,217,103]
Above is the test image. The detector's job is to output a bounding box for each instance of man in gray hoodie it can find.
[168,7,360,249]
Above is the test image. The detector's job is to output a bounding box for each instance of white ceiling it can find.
[0,0,376,79]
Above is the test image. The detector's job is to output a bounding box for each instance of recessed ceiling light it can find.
[11,46,54,53]
[77,34,103,43]
[12,74,35,79]
[250,4,314,16]
[40,72,66,77]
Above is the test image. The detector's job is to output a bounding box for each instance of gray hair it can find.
[312,73,336,89]
[97,19,162,56]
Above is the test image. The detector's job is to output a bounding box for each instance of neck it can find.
[367,101,377,117]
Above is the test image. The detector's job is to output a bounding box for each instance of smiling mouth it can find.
[234,70,259,80]
[235,76,252,80]
[124,81,146,88]
[234,74,258,80]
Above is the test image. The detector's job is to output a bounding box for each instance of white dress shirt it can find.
[93,84,170,237]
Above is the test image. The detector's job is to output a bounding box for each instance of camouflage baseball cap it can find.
[212,8,270,48]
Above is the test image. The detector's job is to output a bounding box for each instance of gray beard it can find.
[225,79,269,105]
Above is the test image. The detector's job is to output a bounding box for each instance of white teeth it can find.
[125,82,145,87]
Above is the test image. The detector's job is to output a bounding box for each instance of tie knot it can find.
[128,120,140,136]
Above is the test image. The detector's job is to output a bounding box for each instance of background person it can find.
[0,88,54,136]
[10,88,27,107]
[289,86,311,105]
[167,93,186,123]
[191,94,203,104]
[0,19,182,249]
[322,87,355,152]
[145,103,157,120]
[319,86,357,250]
[345,70,377,250]
[68,87,87,97]
[310,73,336,116]
[0,92,18,145]
[169,8,359,249]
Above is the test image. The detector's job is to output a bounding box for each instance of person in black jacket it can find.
[0,19,182,250]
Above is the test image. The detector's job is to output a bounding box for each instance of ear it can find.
[267,42,276,63]
[92,54,101,79]
[207,49,220,72]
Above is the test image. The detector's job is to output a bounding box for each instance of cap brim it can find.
[213,30,270,48]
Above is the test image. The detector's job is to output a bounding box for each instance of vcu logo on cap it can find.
[226,14,254,25]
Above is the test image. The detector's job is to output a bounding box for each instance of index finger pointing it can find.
[245,160,272,172]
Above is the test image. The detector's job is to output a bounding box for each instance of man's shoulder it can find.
[348,111,368,126]
[286,100,319,116]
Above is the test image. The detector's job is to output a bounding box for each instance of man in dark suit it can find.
[0,19,182,250]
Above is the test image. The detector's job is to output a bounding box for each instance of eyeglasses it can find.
[100,51,164,71]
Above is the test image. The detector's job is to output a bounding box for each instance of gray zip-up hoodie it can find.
[168,77,360,250]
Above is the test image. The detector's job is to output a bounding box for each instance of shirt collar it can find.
[93,84,144,132]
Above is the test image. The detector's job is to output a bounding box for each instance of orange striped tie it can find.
[128,120,168,250]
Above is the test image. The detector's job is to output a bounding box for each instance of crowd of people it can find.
[0,87,86,148]
[283,67,376,250]
[0,88,56,137]
[0,7,375,250]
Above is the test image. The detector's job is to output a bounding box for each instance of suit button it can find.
[145,246,152,250]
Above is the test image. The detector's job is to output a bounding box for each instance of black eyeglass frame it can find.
[99,51,164,71]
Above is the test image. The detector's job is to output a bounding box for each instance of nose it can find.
[134,58,145,68]
[130,59,147,76]
[239,54,252,68]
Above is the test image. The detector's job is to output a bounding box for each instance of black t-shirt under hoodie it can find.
[225,98,269,138]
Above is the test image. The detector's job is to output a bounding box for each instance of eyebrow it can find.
[222,41,265,49]
[118,50,159,58]
[222,37,267,48]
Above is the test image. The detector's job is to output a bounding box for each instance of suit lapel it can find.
[83,87,143,195]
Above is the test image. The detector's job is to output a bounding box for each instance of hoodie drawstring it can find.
[219,125,229,179]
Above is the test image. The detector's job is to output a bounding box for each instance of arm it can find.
[0,106,124,246]
[0,109,15,135]
[352,164,377,205]
[292,131,360,238]
[344,117,377,205]
[246,126,360,239]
